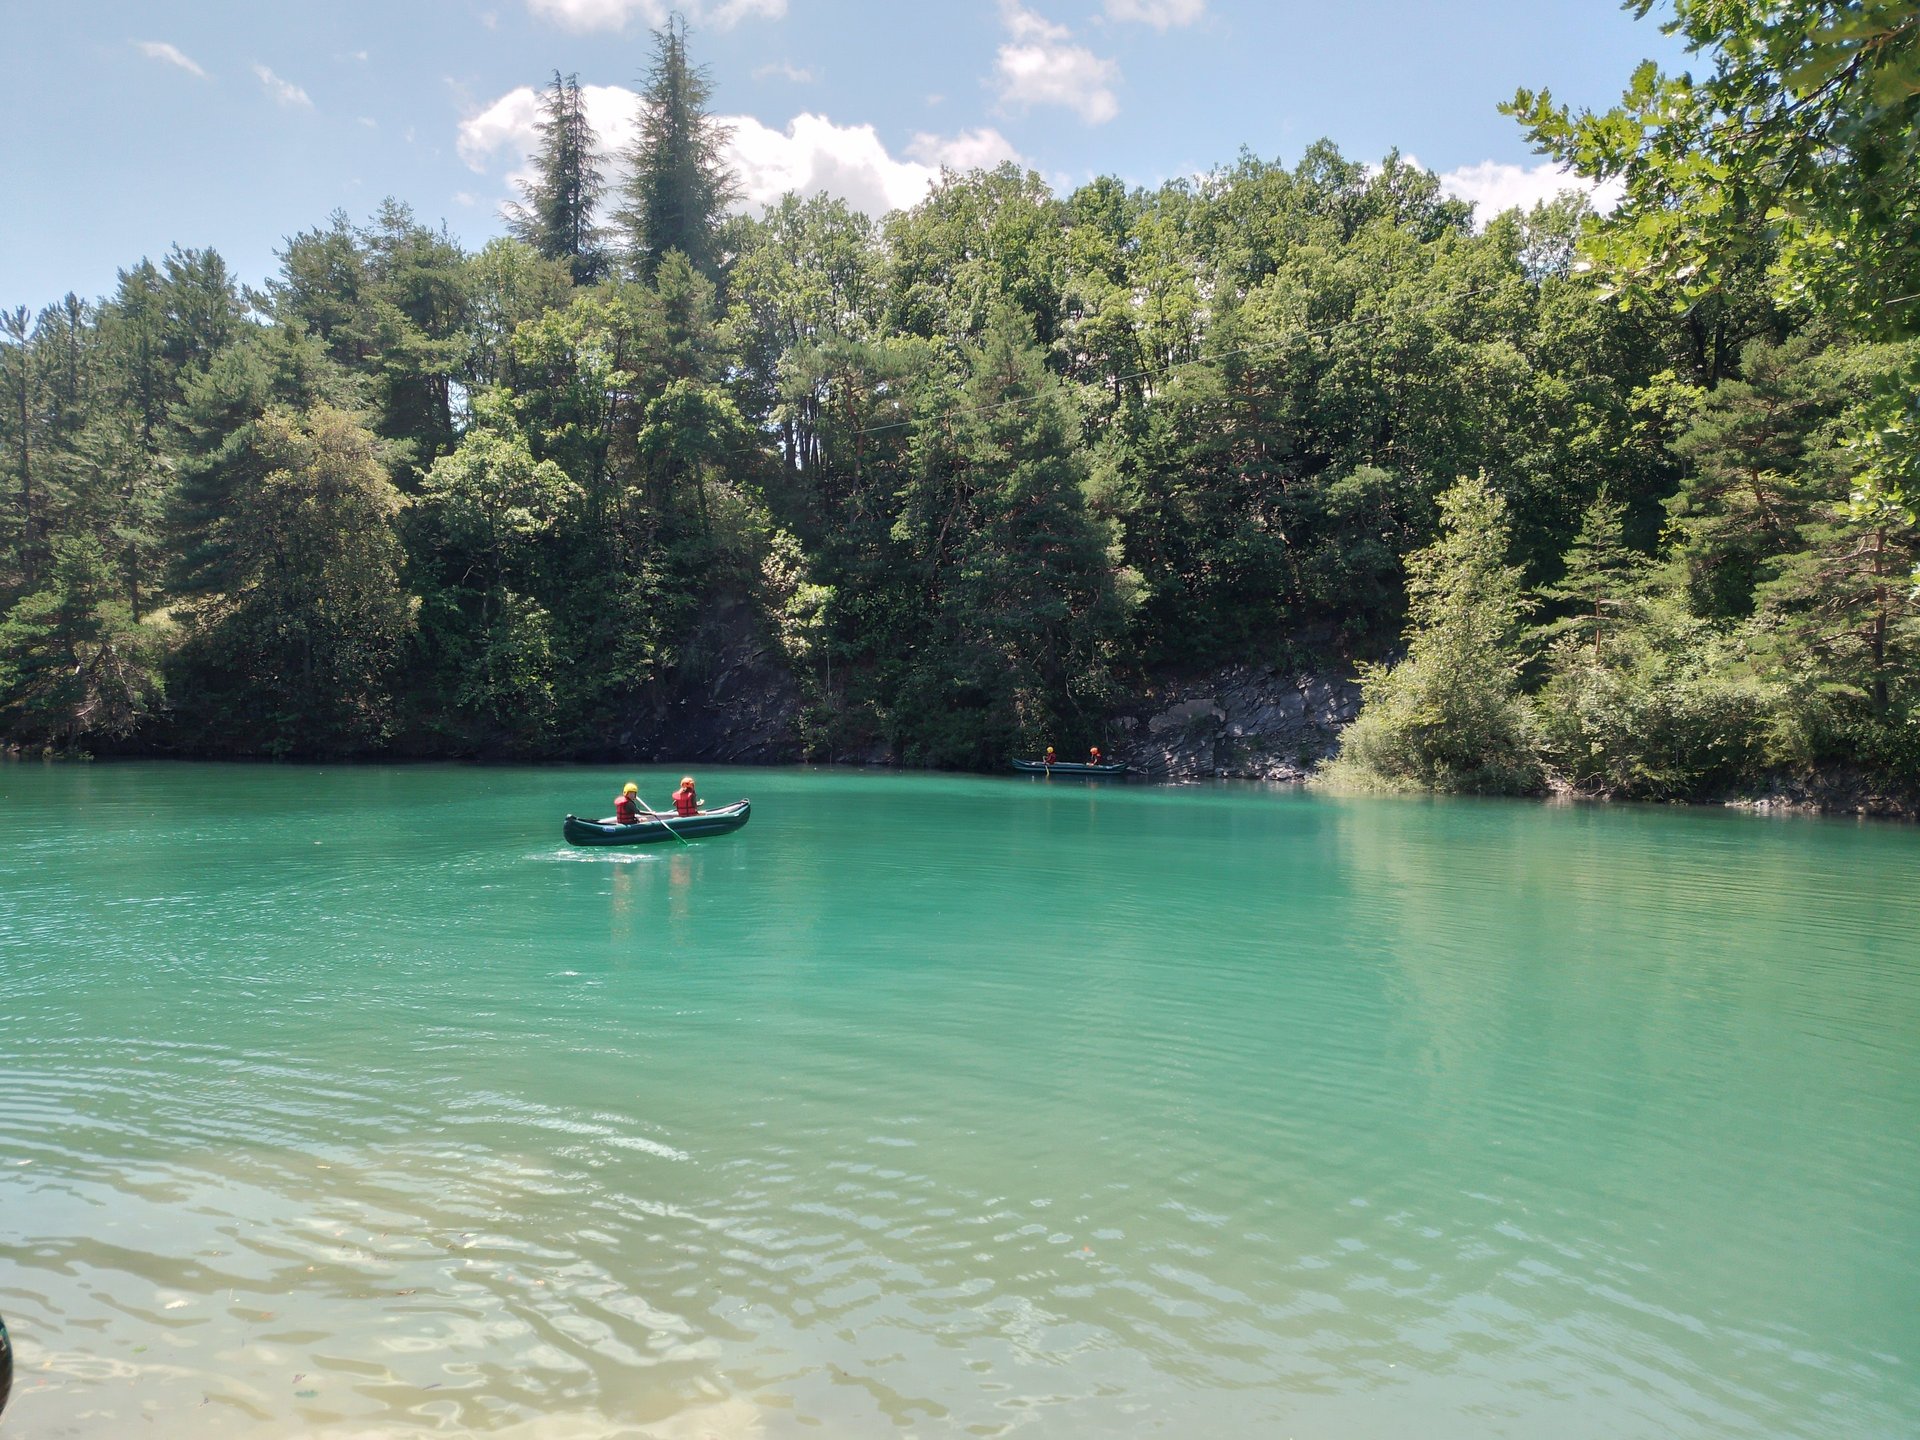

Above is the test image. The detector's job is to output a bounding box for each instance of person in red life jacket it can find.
[1044,745,1057,767]
[672,776,701,817]
[1088,745,1104,766]
[614,782,642,825]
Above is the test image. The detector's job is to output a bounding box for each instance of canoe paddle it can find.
[638,799,692,847]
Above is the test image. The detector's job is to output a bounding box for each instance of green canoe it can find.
[563,799,751,846]
[1011,759,1128,776]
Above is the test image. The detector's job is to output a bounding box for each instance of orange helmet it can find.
[679,776,696,790]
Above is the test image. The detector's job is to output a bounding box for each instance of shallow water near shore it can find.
[2,762,1917,1438]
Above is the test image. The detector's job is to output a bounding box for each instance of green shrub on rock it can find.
[1534,600,1773,799]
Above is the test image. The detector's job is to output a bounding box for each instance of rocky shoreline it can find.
[1107,664,1361,782]
[30,635,1912,818]
[1717,774,1917,821]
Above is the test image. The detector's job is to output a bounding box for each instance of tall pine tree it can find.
[508,72,607,287]
[616,15,738,284]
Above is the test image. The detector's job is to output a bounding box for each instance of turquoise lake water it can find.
[1,762,1917,1438]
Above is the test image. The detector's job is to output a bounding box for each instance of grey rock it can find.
[1112,663,1361,782]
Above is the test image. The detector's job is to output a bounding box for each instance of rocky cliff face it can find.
[1111,664,1361,782]
[620,600,1360,780]
[617,597,804,764]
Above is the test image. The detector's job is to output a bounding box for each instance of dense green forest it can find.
[2,5,1915,801]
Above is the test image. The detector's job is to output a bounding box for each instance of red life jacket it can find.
[1088,750,1102,764]
[614,794,640,824]
[673,788,698,817]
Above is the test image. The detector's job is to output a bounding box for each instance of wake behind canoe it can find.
[563,800,751,846]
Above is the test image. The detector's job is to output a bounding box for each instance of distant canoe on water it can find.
[1012,759,1129,777]
[563,800,752,846]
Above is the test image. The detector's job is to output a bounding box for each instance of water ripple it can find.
[1,765,1917,1436]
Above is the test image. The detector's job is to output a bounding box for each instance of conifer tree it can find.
[156,246,244,378]
[1534,490,1650,657]
[1758,484,1919,721]
[508,72,607,287]
[1,306,41,591]
[1327,476,1543,793]
[885,307,1119,762]
[1667,334,1846,616]
[615,14,739,284]
[0,534,163,750]
[169,404,411,756]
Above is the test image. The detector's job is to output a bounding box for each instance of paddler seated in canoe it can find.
[1044,745,1057,767]
[614,782,643,825]
[1088,745,1104,766]
[671,776,701,817]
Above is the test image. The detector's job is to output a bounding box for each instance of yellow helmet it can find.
[680,776,696,790]
[623,782,639,795]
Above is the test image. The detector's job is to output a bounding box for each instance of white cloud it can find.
[1002,1,1070,43]
[460,83,639,195]
[133,40,206,78]
[707,0,786,23]
[524,0,784,32]
[754,59,815,83]
[458,84,1024,218]
[1103,0,1204,27]
[252,63,313,109]
[1436,159,1623,224]
[995,2,1120,125]
[459,86,543,173]
[727,114,939,215]
[907,128,1025,173]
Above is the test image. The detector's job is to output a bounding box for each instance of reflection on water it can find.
[1,764,1917,1438]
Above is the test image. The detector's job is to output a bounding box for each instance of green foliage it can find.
[507,72,608,287]
[167,324,359,598]
[1665,333,1853,614]
[269,203,472,480]
[760,526,834,752]
[868,308,1122,765]
[464,238,575,393]
[1752,414,1920,722]
[2,10,1912,796]
[725,192,881,476]
[1534,594,1771,798]
[1322,477,1544,794]
[616,15,738,284]
[883,165,1068,346]
[1533,489,1651,655]
[1506,1,1920,339]
[419,408,580,582]
[0,535,164,750]
[167,405,412,756]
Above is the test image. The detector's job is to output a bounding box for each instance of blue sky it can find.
[0,0,1688,310]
